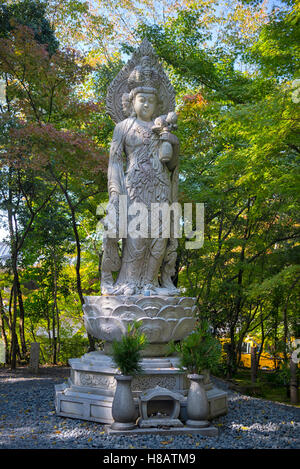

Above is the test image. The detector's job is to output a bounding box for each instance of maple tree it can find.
[136,1,299,376]
[0,0,107,367]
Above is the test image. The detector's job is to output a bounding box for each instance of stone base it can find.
[55,352,228,424]
[139,418,183,428]
[110,421,137,431]
[105,425,218,437]
[185,419,210,428]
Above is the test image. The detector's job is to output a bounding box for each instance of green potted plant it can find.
[169,320,221,428]
[111,320,148,430]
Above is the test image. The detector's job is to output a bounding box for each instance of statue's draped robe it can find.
[103,117,178,293]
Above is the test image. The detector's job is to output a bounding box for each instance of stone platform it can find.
[55,352,228,424]
[105,425,218,436]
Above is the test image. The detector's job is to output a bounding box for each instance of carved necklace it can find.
[134,120,154,145]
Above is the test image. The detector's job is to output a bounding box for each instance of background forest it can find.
[0,0,299,385]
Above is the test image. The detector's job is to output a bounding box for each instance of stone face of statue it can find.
[133,92,157,122]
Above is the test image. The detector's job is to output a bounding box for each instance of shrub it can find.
[169,320,221,374]
[111,321,148,376]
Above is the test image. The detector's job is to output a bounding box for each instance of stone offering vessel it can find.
[55,40,228,426]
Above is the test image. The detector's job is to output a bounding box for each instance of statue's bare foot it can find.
[112,284,125,295]
[160,277,180,295]
[123,284,136,296]
[112,283,136,296]
[101,283,115,295]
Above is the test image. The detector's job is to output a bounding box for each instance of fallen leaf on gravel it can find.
[160,440,172,445]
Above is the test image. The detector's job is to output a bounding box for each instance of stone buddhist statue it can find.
[55,40,228,425]
[101,39,180,296]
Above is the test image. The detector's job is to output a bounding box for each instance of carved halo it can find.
[106,38,176,123]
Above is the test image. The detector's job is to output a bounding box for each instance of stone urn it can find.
[111,375,137,430]
[186,374,210,428]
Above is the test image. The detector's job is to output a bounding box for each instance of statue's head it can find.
[122,56,163,120]
[107,40,175,123]
[132,91,157,121]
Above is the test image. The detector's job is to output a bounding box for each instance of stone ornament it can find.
[186,374,210,428]
[111,375,138,430]
[79,373,116,389]
[132,375,178,392]
[138,385,184,428]
[106,39,175,124]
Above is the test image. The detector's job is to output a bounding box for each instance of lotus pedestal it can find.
[55,295,228,424]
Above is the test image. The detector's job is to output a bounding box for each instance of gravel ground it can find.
[0,366,299,449]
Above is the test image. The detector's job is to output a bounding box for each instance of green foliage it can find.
[0,0,59,54]
[55,332,90,363]
[134,3,300,378]
[37,331,90,364]
[169,321,222,374]
[111,321,148,376]
[0,0,299,377]
[248,3,300,78]
[267,360,300,387]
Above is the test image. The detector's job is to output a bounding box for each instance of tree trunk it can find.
[290,358,298,405]
[226,337,236,379]
[52,335,57,365]
[53,256,60,361]
[51,267,57,365]
[251,346,257,383]
[54,175,96,353]
[10,284,18,370]
[16,276,27,357]
[51,303,57,365]
[255,307,265,376]
[273,310,279,369]
[0,289,9,363]
[64,189,96,352]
